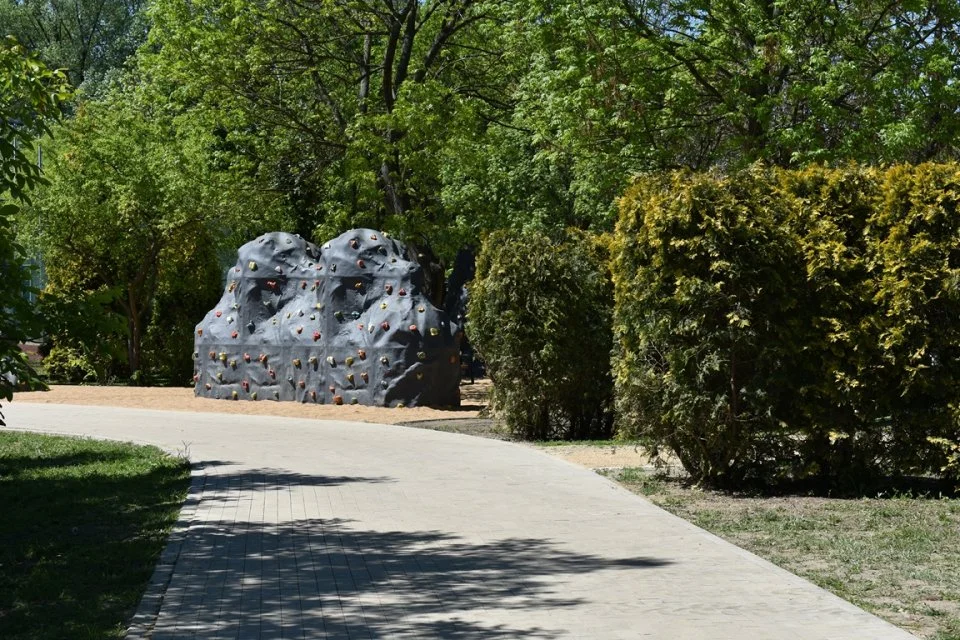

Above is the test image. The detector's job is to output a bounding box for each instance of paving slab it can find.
[4,403,916,639]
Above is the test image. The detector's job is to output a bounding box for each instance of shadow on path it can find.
[158,512,670,639]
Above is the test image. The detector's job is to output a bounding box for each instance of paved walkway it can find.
[5,403,915,639]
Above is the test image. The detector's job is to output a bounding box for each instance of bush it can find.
[612,168,808,486]
[470,229,614,440]
[613,164,960,488]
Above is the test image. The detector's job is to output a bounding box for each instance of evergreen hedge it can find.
[470,229,614,440]
[613,164,960,488]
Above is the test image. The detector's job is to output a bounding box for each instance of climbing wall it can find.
[193,229,461,407]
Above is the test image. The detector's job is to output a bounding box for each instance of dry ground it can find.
[11,382,655,469]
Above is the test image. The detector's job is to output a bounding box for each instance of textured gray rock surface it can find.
[193,229,461,407]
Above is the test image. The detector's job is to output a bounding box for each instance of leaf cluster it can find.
[470,228,614,440]
[613,164,960,488]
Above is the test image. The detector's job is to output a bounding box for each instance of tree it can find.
[30,75,287,380]
[144,0,513,260]
[0,0,149,91]
[0,37,70,422]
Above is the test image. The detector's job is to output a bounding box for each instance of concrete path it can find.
[4,403,915,640]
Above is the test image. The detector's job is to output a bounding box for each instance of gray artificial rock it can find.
[193,229,461,407]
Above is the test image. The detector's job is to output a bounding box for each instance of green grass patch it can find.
[0,431,190,640]
[534,439,644,447]
[604,467,960,639]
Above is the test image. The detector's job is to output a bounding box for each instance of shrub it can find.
[612,168,808,486]
[470,229,614,440]
[613,164,960,488]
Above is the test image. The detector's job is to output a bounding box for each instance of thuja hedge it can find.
[613,164,960,488]
[470,229,614,441]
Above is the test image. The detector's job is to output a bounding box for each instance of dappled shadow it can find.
[654,472,958,500]
[154,515,670,639]
[195,462,394,489]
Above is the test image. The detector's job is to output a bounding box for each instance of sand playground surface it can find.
[11,380,651,469]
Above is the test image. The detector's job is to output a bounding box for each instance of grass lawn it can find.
[605,467,960,640]
[0,431,190,640]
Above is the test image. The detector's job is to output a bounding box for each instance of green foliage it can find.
[0,37,70,422]
[0,0,148,91]
[34,286,128,383]
[613,168,807,486]
[26,73,284,382]
[470,229,614,440]
[614,164,960,488]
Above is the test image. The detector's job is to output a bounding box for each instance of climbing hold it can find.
[219,352,228,362]
[327,356,336,366]
[409,324,418,332]
[380,356,389,365]
[418,306,425,313]
[335,310,344,321]
[334,395,344,405]
[330,264,337,272]
[354,281,363,290]
[197,328,203,336]
[275,265,283,274]
[299,379,306,389]
[296,326,303,334]
[273,391,280,399]
[357,259,365,268]
[209,351,216,360]
[244,353,251,362]
[259,353,268,363]
[231,390,239,400]
[385,284,393,294]
[193,373,200,383]
[267,280,278,290]
[230,359,237,369]
[216,372,223,381]
[228,281,237,293]
[242,380,250,391]
[215,310,222,318]
[205,383,212,390]
[345,356,354,366]
[361,372,369,383]
[350,239,359,250]
[231,330,239,339]
[417,352,426,361]
[269,368,276,379]
[381,321,390,331]
[248,261,258,271]
[416,372,424,381]
[251,392,258,400]
[399,288,407,296]
[248,321,256,332]
[313,331,321,342]
[396,402,405,408]
[301,281,307,289]
[351,398,359,405]
[329,385,336,393]
[358,323,365,330]
[380,302,388,310]
[293,358,302,368]
[346,373,354,383]
[429,327,440,336]
[309,356,318,366]
[370,234,377,240]
[310,390,317,401]
[358,349,366,360]
[449,355,458,364]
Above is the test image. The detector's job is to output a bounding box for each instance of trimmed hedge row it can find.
[613,164,960,487]
[469,229,614,441]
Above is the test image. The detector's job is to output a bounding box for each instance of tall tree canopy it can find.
[0,36,69,416]
[145,0,513,256]
[0,0,148,91]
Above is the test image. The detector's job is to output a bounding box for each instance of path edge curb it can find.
[125,463,206,639]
